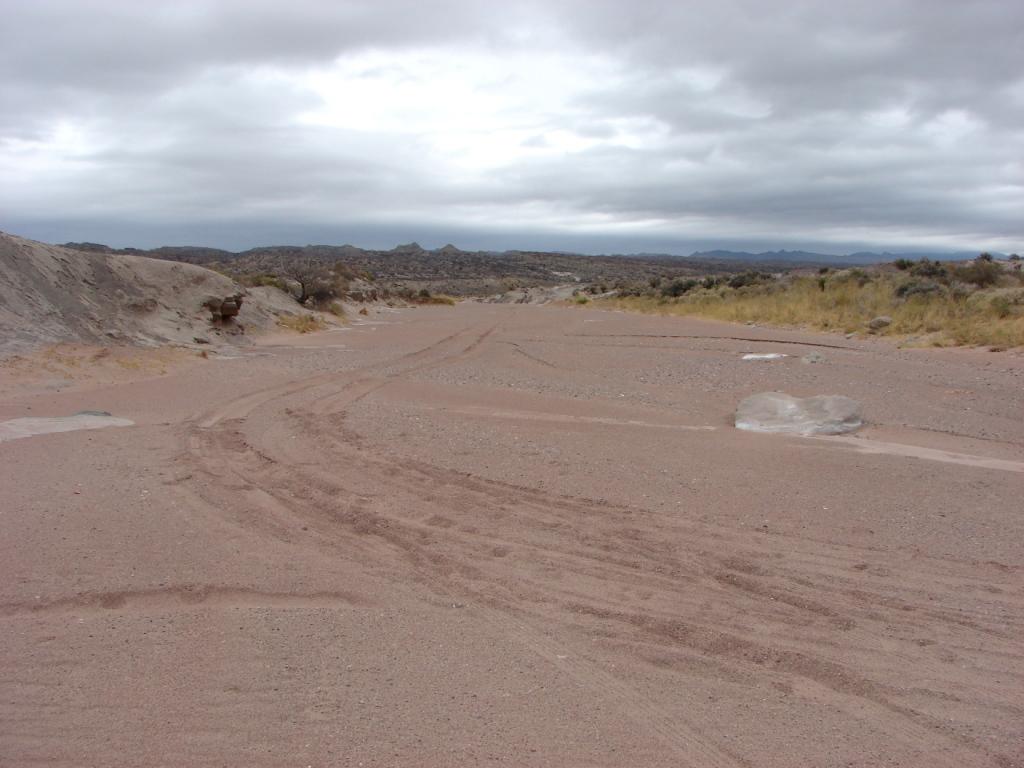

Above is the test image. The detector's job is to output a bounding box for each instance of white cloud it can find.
[0,0,1021,254]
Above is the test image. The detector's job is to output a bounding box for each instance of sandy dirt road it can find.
[2,303,1023,766]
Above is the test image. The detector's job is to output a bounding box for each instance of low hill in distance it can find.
[62,241,866,298]
[62,240,1004,298]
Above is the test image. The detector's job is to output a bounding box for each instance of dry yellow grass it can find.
[417,294,458,305]
[602,276,1024,348]
[277,314,327,334]
[323,301,348,319]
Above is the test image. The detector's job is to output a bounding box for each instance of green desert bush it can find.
[909,258,947,279]
[952,259,1003,288]
[662,278,699,297]
[894,279,944,299]
[727,271,770,289]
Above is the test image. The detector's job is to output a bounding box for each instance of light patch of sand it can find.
[810,434,1024,473]
[0,414,134,443]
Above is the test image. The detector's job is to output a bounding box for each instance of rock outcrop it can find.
[204,293,245,322]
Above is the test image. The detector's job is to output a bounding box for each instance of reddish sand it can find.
[1,303,1022,766]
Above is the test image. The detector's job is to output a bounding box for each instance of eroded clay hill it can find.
[0,232,298,355]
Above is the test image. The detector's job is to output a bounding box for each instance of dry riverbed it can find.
[1,303,1022,766]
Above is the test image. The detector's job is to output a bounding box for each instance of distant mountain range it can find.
[64,240,996,267]
[678,249,994,265]
[55,238,1004,298]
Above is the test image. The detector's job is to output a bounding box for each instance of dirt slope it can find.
[1,303,1022,766]
[0,232,299,355]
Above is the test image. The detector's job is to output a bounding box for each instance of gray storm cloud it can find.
[1,0,1021,253]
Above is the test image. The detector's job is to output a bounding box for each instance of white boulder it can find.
[735,392,863,435]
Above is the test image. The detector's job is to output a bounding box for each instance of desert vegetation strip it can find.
[595,256,1024,349]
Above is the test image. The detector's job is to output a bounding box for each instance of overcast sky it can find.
[1,0,1022,255]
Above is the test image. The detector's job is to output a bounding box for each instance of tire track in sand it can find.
[175,314,1020,766]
